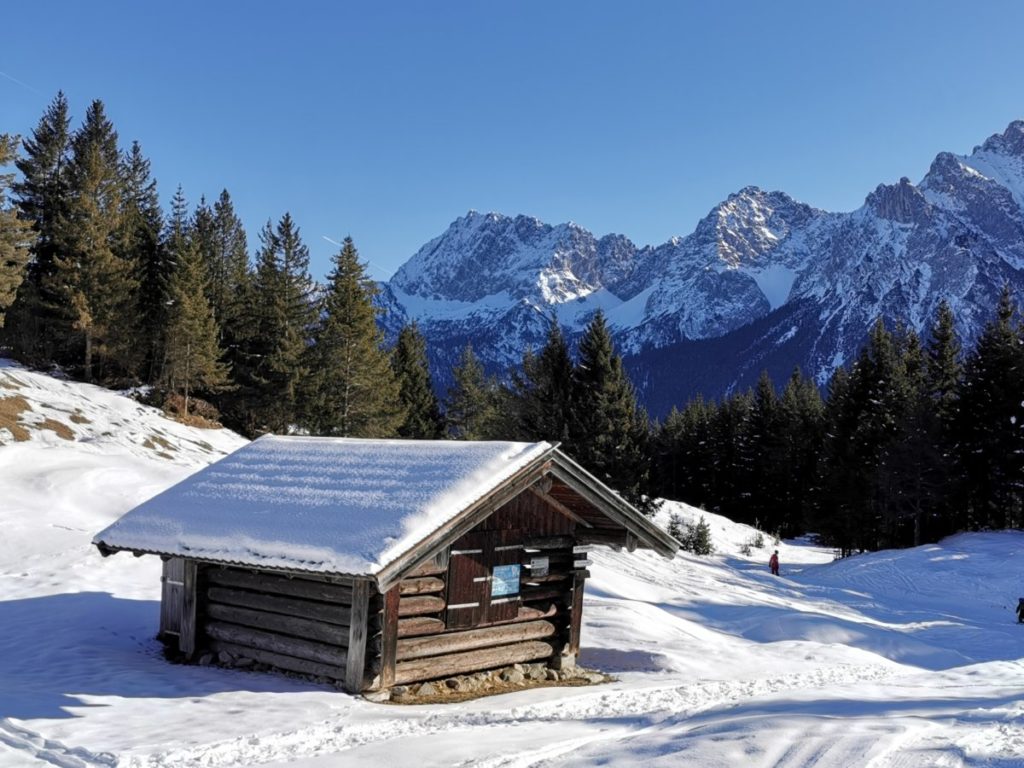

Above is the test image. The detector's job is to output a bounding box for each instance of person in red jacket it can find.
[769,550,780,576]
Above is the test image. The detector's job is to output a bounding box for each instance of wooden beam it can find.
[207,587,351,626]
[398,577,445,596]
[397,616,446,638]
[377,586,400,690]
[180,559,198,658]
[396,619,557,662]
[398,595,446,617]
[344,579,371,693]
[567,572,586,657]
[527,485,593,528]
[393,640,556,686]
[204,621,347,667]
[207,639,345,681]
[205,603,346,646]
[205,567,353,603]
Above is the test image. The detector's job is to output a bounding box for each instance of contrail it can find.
[322,235,390,279]
[0,70,43,95]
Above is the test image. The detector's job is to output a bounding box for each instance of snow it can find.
[95,436,553,575]
[747,263,797,310]
[4,363,1024,766]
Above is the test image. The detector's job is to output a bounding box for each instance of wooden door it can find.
[445,529,523,629]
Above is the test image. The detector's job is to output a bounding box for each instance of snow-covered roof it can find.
[94,435,554,576]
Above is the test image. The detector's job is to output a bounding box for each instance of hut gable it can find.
[93,436,678,693]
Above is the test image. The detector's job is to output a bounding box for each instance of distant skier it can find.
[769,550,780,576]
[1017,598,1024,623]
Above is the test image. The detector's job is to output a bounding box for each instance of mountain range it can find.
[378,120,1024,415]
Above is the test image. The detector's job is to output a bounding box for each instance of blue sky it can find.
[4,1,1024,280]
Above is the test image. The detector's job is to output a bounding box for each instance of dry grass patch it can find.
[69,410,91,424]
[0,395,32,442]
[37,418,74,440]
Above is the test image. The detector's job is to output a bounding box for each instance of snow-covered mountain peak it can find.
[863,177,931,224]
[692,186,820,268]
[977,119,1024,158]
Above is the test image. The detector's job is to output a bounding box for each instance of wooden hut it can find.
[94,436,678,693]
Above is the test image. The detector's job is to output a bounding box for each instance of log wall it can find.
[191,565,358,684]
[365,489,589,690]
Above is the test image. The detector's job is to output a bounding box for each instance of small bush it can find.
[677,515,714,556]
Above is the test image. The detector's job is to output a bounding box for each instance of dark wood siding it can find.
[192,565,356,683]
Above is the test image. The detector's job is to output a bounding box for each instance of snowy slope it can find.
[2,366,1024,767]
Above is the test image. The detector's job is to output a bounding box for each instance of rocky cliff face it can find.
[380,121,1024,413]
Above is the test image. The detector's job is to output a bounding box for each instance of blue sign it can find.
[491,564,521,597]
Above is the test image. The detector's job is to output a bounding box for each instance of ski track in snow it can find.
[126,664,899,767]
[0,719,116,768]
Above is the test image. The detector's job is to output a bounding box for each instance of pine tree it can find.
[230,214,315,434]
[776,367,824,536]
[7,92,71,361]
[162,199,228,415]
[745,371,783,530]
[391,322,444,438]
[118,140,163,379]
[924,300,964,535]
[567,310,654,511]
[956,286,1024,530]
[0,135,33,330]
[302,237,404,437]
[48,99,136,380]
[446,343,505,440]
[510,319,574,442]
[209,189,250,335]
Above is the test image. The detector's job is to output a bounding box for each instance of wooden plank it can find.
[344,579,371,693]
[399,594,447,617]
[398,577,445,595]
[207,639,345,680]
[567,572,586,656]
[377,586,401,689]
[180,559,198,658]
[205,603,346,646]
[396,617,447,638]
[159,557,184,641]
[393,639,556,686]
[204,620,347,667]
[527,485,592,528]
[522,536,574,550]
[520,586,566,603]
[207,586,351,626]
[396,619,557,662]
[205,567,354,603]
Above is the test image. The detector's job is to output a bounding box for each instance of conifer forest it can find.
[3,94,1023,555]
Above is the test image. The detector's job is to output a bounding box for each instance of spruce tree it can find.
[956,286,1024,529]
[162,201,228,415]
[391,322,444,438]
[445,343,504,440]
[746,371,783,530]
[49,99,136,380]
[567,310,653,511]
[302,237,403,437]
[118,140,163,379]
[7,92,71,361]
[777,367,824,536]
[924,300,964,535]
[510,319,573,442]
[230,214,315,434]
[0,135,33,330]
